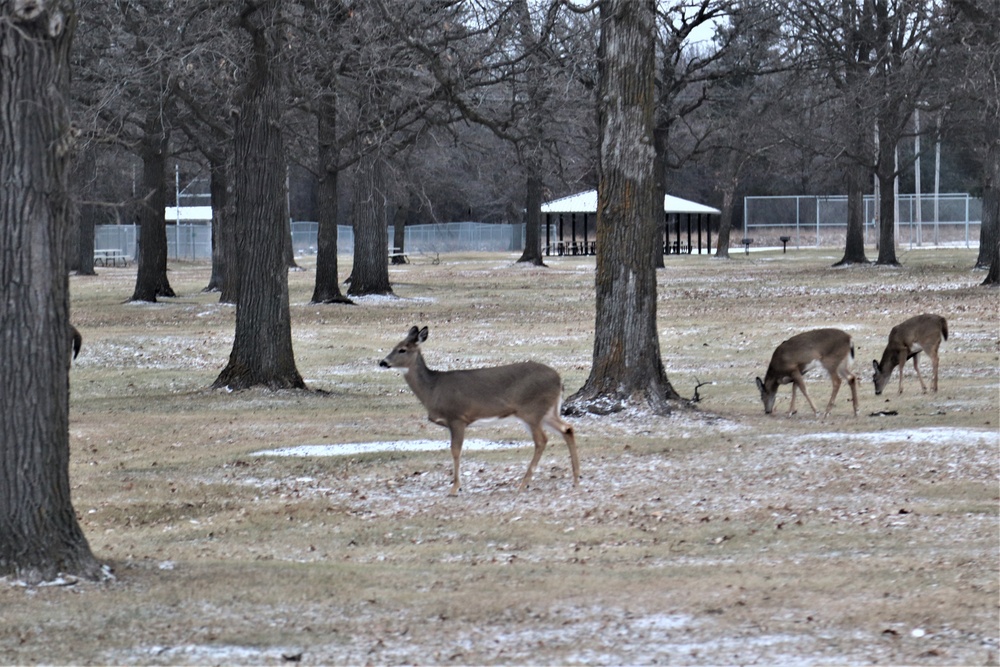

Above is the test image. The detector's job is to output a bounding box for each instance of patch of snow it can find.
[802,426,999,446]
[252,438,527,458]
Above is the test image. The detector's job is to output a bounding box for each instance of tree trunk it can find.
[70,148,96,275]
[129,114,175,302]
[652,116,670,268]
[980,138,1000,285]
[0,0,102,583]
[517,172,546,265]
[348,150,393,297]
[311,95,351,304]
[205,158,230,295]
[714,184,735,259]
[213,0,304,391]
[834,161,870,266]
[565,0,680,417]
[73,203,97,275]
[976,136,999,272]
[391,200,407,265]
[874,136,900,266]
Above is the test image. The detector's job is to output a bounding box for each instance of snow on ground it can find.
[253,438,526,458]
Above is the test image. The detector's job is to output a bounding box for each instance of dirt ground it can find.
[1,247,997,665]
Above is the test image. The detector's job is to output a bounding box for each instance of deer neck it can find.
[403,352,438,406]
[878,346,902,371]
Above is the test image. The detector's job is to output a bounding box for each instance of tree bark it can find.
[516,172,546,265]
[714,184,735,259]
[391,200,407,265]
[311,94,351,304]
[73,203,97,275]
[980,137,1000,285]
[213,0,304,391]
[70,148,96,275]
[874,134,900,266]
[565,0,680,417]
[129,113,175,302]
[977,137,999,273]
[834,161,870,266]
[348,150,393,297]
[0,0,103,583]
[204,157,232,297]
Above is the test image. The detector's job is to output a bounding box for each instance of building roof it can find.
[541,190,721,215]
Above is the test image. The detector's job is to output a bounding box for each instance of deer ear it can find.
[755,377,764,392]
[406,326,420,341]
[417,326,429,342]
[872,360,879,372]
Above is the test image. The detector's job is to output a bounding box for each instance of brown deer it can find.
[872,313,948,395]
[379,326,580,495]
[755,328,859,418]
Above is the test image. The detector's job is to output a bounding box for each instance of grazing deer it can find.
[872,313,948,395]
[379,326,580,495]
[756,328,859,418]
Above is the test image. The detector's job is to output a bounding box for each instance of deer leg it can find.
[910,352,928,393]
[518,425,549,492]
[843,369,859,417]
[787,383,798,416]
[793,378,819,417]
[930,348,940,392]
[822,374,842,418]
[447,422,466,496]
[544,409,580,487]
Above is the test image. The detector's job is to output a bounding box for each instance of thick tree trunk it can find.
[976,137,999,273]
[874,137,900,266]
[311,96,351,304]
[834,161,870,266]
[0,0,102,583]
[129,115,175,302]
[565,0,680,417]
[70,148,96,275]
[213,0,304,391]
[652,119,670,268]
[205,158,230,296]
[714,185,735,259]
[73,203,97,275]
[517,172,546,265]
[348,150,393,297]
[980,146,999,285]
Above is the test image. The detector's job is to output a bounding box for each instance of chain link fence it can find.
[743,193,982,249]
[95,221,526,262]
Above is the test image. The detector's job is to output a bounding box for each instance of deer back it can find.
[409,361,562,425]
[766,328,853,386]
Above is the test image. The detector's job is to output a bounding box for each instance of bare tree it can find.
[565,0,681,416]
[377,0,595,266]
[74,0,180,301]
[945,0,999,282]
[0,0,103,583]
[213,0,305,390]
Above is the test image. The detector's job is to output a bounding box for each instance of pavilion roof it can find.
[541,190,721,215]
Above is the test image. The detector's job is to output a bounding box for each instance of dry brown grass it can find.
[1,247,997,665]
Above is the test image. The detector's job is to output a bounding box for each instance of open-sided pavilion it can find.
[540,189,721,256]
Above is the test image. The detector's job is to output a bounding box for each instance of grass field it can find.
[2,247,997,665]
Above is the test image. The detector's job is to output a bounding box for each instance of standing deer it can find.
[755,328,859,418]
[872,313,948,395]
[379,326,580,495]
